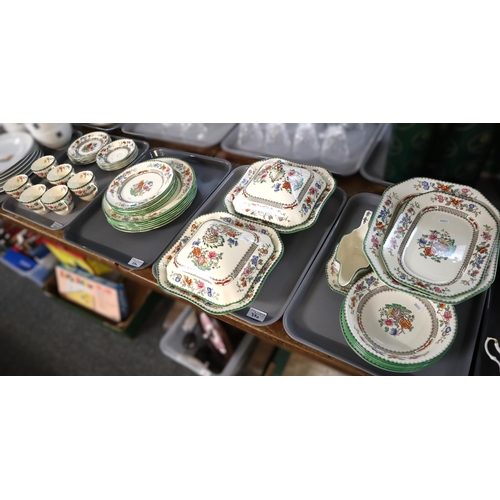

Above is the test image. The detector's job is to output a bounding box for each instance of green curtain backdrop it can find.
[385,124,500,186]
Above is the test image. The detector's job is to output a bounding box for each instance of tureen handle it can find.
[484,337,500,373]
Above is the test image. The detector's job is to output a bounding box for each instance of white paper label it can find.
[414,303,422,311]
[439,218,449,223]
[246,307,267,322]
[128,257,144,268]
[50,221,64,229]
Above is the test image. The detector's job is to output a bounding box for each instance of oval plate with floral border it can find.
[342,272,458,368]
[156,212,284,315]
[363,177,500,305]
[223,158,336,234]
[381,191,498,298]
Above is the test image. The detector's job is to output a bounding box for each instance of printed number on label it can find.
[128,257,145,268]
[50,221,64,229]
[246,308,267,322]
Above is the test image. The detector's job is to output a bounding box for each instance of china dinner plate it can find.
[156,212,284,315]
[341,272,458,368]
[0,132,34,174]
[363,177,500,305]
[224,158,336,234]
[381,191,498,298]
[105,160,176,211]
[0,143,40,182]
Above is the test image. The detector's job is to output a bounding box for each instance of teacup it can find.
[67,170,99,201]
[31,155,58,178]
[46,163,75,186]
[3,174,33,199]
[41,185,74,216]
[19,184,48,214]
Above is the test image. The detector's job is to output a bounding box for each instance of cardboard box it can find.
[55,265,129,322]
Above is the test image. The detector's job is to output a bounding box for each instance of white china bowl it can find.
[24,123,73,150]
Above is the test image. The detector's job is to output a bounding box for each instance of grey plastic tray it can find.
[220,123,385,176]
[159,305,258,376]
[77,124,123,132]
[63,148,232,270]
[152,165,347,326]
[1,135,149,230]
[282,192,488,376]
[359,123,394,186]
[121,123,237,149]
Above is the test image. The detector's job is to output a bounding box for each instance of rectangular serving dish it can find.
[1,135,149,230]
[220,123,385,176]
[63,148,232,270]
[121,123,237,149]
[152,165,348,326]
[282,192,488,376]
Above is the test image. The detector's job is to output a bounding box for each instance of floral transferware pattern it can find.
[380,191,498,298]
[224,159,336,234]
[68,132,110,163]
[168,218,273,306]
[102,159,195,225]
[156,212,284,314]
[342,272,458,365]
[106,160,175,210]
[364,177,500,305]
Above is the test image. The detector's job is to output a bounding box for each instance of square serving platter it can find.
[282,192,488,376]
[152,165,348,326]
[1,134,149,230]
[220,123,385,176]
[63,148,232,270]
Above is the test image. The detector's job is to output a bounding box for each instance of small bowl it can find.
[4,174,33,199]
[31,155,58,178]
[46,163,74,186]
[19,184,48,213]
[41,185,74,215]
[67,170,99,200]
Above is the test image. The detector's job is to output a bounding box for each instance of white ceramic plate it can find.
[67,132,110,163]
[342,272,458,364]
[96,139,137,170]
[105,160,175,210]
[0,132,35,174]
[381,191,498,298]
[363,177,500,305]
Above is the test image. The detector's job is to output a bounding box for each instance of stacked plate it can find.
[223,158,336,234]
[102,158,197,232]
[363,177,500,305]
[96,139,138,171]
[156,212,284,315]
[67,131,111,165]
[340,272,458,372]
[0,132,43,193]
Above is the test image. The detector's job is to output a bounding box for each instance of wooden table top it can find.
[0,124,389,375]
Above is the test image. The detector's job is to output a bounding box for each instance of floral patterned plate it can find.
[224,158,336,234]
[96,139,138,171]
[381,191,498,298]
[156,212,284,314]
[105,160,175,211]
[67,132,110,165]
[342,272,458,367]
[363,177,500,305]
